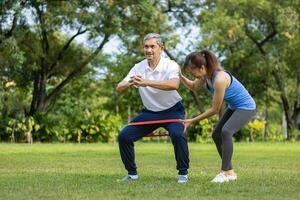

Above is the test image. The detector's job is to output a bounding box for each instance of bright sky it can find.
[74,26,200,61]
[20,6,201,63]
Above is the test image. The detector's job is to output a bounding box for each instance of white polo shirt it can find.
[124,56,182,111]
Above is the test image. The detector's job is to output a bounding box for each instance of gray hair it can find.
[143,33,164,47]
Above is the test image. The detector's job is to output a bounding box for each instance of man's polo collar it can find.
[146,57,164,72]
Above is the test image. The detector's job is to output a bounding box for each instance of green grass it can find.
[0,142,299,200]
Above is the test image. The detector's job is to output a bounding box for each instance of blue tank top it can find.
[207,70,256,110]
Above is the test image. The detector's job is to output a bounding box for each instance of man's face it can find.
[143,38,163,61]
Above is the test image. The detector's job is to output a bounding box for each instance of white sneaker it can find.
[227,173,237,181]
[211,172,229,183]
[177,175,188,183]
[117,175,139,182]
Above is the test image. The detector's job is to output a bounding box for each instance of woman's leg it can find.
[221,109,255,171]
[212,109,234,159]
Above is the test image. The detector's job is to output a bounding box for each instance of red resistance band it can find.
[128,119,183,126]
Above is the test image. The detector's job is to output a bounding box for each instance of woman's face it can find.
[186,65,206,79]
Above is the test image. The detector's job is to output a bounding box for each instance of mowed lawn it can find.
[0,142,299,200]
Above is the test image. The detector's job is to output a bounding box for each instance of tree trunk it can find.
[263,106,268,141]
[272,71,296,139]
[26,131,33,144]
[292,107,300,129]
[11,123,16,143]
[291,76,300,129]
[282,113,288,139]
[77,131,81,143]
[263,94,270,141]
[191,90,205,113]
[250,129,255,142]
[115,91,119,114]
[127,104,131,123]
[28,71,48,116]
[280,93,295,135]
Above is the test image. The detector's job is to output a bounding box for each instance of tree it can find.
[1,0,196,142]
[0,0,176,118]
[196,0,300,138]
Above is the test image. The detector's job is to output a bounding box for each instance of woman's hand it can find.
[178,65,184,80]
[182,118,194,133]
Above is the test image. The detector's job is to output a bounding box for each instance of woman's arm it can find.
[180,75,205,92]
[184,73,230,129]
[179,66,205,91]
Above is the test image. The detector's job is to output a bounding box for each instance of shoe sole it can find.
[177,181,188,183]
[211,180,229,183]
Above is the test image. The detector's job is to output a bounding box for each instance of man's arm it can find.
[116,80,134,93]
[131,76,179,91]
[146,78,180,90]
[116,64,138,93]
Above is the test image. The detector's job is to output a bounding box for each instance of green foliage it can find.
[195,118,214,143]
[0,0,299,142]
[242,120,284,142]
[1,116,40,142]
[98,113,123,142]
[187,117,217,143]
[196,0,300,138]
[266,123,285,142]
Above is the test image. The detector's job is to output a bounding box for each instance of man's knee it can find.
[169,129,185,141]
[118,128,132,143]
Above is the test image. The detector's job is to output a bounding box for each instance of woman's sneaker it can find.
[211,172,229,183]
[226,173,237,181]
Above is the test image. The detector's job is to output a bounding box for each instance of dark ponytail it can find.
[183,50,221,77]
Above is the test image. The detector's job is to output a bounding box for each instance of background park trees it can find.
[0,0,299,143]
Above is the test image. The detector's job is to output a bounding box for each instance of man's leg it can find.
[118,112,160,175]
[118,125,158,175]
[165,122,189,175]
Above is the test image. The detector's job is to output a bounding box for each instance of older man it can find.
[116,33,189,183]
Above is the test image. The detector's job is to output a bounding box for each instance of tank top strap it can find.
[224,70,233,86]
[210,69,218,83]
[206,69,219,89]
[206,69,233,89]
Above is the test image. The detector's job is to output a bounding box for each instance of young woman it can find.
[180,50,256,183]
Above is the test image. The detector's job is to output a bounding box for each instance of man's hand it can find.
[131,75,148,87]
[116,80,135,92]
[128,78,138,88]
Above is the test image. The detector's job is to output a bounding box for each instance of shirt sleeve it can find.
[123,65,138,82]
[168,60,180,80]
